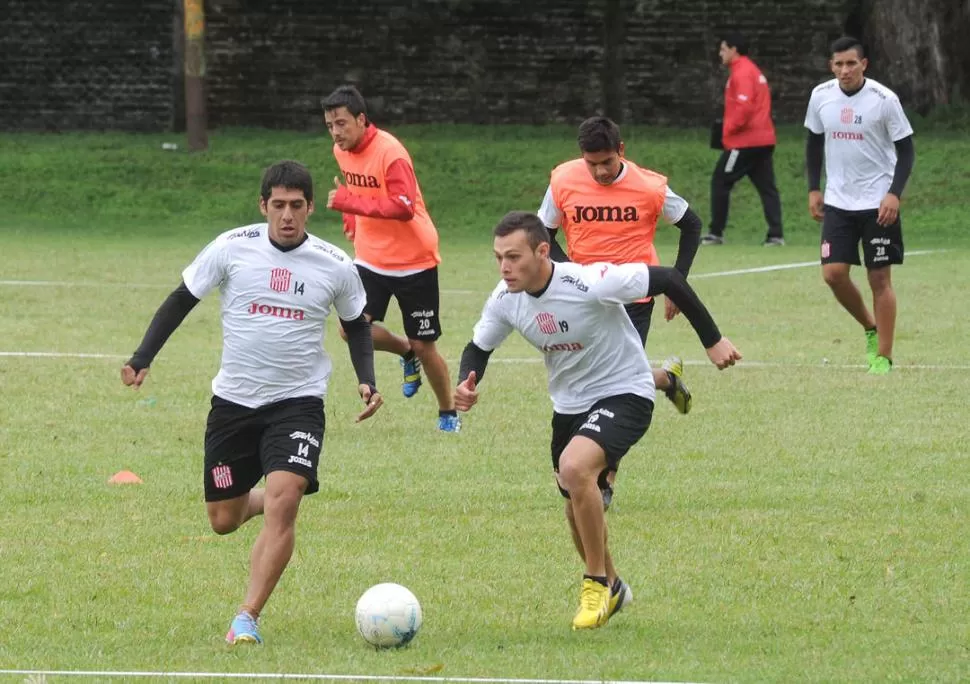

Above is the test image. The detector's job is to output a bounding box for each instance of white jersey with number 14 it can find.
[182,223,366,408]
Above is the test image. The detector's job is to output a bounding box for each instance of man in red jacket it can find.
[703,33,785,246]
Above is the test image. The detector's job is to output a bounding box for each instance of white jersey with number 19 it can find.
[182,223,367,409]
[471,261,656,414]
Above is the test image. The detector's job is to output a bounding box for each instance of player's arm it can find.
[889,135,915,198]
[803,91,826,221]
[805,131,825,221]
[647,266,741,369]
[537,185,571,263]
[454,289,514,411]
[339,314,382,421]
[663,187,701,277]
[588,263,741,368]
[329,159,417,220]
[335,263,382,421]
[122,282,200,387]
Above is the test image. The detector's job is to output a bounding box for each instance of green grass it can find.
[1,128,969,683]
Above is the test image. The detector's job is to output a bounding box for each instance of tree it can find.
[849,0,970,114]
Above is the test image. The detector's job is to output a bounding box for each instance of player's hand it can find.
[327,176,343,209]
[808,191,824,222]
[877,193,900,226]
[356,384,383,422]
[121,364,149,389]
[454,371,479,412]
[664,297,681,322]
[706,337,742,370]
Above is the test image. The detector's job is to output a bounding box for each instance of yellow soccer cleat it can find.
[662,356,692,414]
[571,578,611,630]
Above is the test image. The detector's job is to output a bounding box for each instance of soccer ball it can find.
[354,582,423,648]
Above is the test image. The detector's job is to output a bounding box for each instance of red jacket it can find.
[722,56,776,149]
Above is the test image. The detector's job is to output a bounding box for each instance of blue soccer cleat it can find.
[437,413,461,433]
[225,611,262,645]
[400,355,423,398]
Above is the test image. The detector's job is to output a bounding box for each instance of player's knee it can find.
[409,339,437,361]
[822,265,849,288]
[208,511,242,535]
[866,267,892,292]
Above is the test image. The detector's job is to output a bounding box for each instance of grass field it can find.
[1,125,969,683]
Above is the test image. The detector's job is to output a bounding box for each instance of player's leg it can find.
[747,146,784,244]
[396,268,459,430]
[862,212,904,374]
[555,395,652,629]
[340,265,412,356]
[203,396,268,535]
[821,208,877,367]
[227,396,323,645]
[705,148,744,243]
[625,301,691,414]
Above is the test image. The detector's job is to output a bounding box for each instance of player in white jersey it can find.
[120,161,384,646]
[453,211,741,630]
[804,36,915,375]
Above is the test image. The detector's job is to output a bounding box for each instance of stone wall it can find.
[0,0,851,131]
[0,0,176,131]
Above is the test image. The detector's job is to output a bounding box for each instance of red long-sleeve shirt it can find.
[722,56,776,149]
[330,125,417,240]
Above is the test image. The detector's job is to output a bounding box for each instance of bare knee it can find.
[262,475,307,529]
[822,264,851,289]
[409,339,438,362]
[867,266,892,294]
[208,509,243,535]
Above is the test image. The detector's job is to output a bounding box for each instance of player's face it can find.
[830,48,868,91]
[582,145,624,185]
[260,187,314,246]
[718,41,737,65]
[494,231,549,293]
[325,106,367,150]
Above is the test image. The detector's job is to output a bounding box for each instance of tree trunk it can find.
[857,0,970,114]
[602,0,626,123]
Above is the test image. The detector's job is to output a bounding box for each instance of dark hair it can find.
[577,116,622,154]
[831,36,866,59]
[260,160,314,203]
[493,211,551,251]
[721,32,748,55]
[322,85,368,120]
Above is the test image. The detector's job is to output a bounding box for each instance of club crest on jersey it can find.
[570,206,639,223]
[270,268,292,292]
[840,107,863,125]
[535,312,558,335]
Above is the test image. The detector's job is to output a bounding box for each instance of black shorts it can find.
[624,300,655,346]
[203,395,324,502]
[821,205,904,269]
[550,393,654,499]
[357,265,442,342]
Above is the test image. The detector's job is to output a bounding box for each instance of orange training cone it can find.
[108,470,144,484]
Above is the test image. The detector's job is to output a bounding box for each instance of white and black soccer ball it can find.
[354,582,423,648]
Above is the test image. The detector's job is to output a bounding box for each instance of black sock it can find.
[439,409,457,418]
[866,327,877,334]
[403,349,416,361]
[584,574,609,587]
